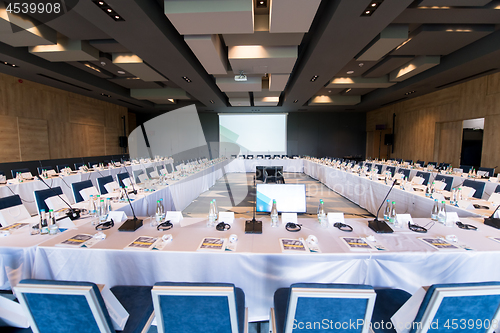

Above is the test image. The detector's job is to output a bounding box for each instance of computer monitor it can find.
[256,184,307,213]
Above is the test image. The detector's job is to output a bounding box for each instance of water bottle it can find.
[317,199,327,228]
[99,199,107,222]
[425,184,431,197]
[208,200,216,227]
[271,199,279,227]
[88,195,95,217]
[106,198,112,213]
[438,201,448,225]
[154,200,162,226]
[213,199,219,222]
[430,182,436,197]
[159,198,165,220]
[389,201,396,224]
[383,199,391,222]
[451,188,457,205]
[431,199,439,221]
[49,210,58,235]
[40,209,48,234]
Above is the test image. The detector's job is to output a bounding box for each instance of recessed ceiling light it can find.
[365,10,370,14]
[84,63,102,73]
[345,88,352,93]
[182,76,192,83]
[98,1,104,5]
[358,63,364,67]
[328,90,331,93]
[117,70,126,74]
[347,70,354,74]
[107,8,112,12]
[310,75,318,82]
[293,100,298,103]
[210,100,215,104]
[101,93,111,97]
[256,0,267,8]
[361,1,383,16]
[1,60,19,68]
[168,99,174,103]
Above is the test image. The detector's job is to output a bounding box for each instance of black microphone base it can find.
[245,219,262,234]
[118,218,143,232]
[368,219,394,233]
[66,209,81,220]
[484,218,500,229]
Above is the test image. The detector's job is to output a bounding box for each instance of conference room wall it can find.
[287,112,366,158]
[0,73,128,163]
[366,72,500,169]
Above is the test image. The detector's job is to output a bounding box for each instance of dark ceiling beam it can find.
[71,0,228,109]
[282,0,414,108]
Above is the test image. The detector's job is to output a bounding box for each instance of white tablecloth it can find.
[224,159,303,173]
[31,216,500,321]
[304,160,483,218]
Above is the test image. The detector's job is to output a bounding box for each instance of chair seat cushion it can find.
[110,286,154,333]
[371,289,411,333]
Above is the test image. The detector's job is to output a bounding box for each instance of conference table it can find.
[28,215,500,322]
[303,159,490,219]
[224,158,304,173]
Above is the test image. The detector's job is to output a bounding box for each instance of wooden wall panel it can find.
[18,118,50,161]
[0,115,20,162]
[0,72,128,161]
[437,121,462,166]
[128,112,137,135]
[367,72,500,169]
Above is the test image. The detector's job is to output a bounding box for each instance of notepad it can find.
[341,237,374,251]
[57,234,93,247]
[419,237,460,250]
[125,236,158,250]
[197,237,226,251]
[279,238,308,252]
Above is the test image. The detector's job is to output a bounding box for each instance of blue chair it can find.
[74,162,85,170]
[272,283,376,333]
[282,155,288,158]
[97,175,114,195]
[264,155,271,159]
[117,172,131,188]
[14,279,154,333]
[0,194,23,210]
[385,166,396,177]
[156,165,165,174]
[56,164,71,173]
[434,174,453,191]
[71,180,95,203]
[11,168,31,179]
[478,167,495,177]
[0,195,31,227]
[405,159,413,164]
[416,160,425,166]
[145,167,156,178]
[132,169,145,184]
[398,168,410,179]
[88,161,99,168]
[415,171,430,186]
[37,166,53,175]
[365,163,372,170]
[463,179,486,199]
[256,155,264,158]
[0,171,4,176]
[426,162,437,168]
[460,164,472,173]
[495,185,500,193]
[151,282,247,333]
[273,155,280,159]
[374,164,383,174]
[33,187,63,213]
[396,158,403,163]
[231,154,237,158]
[371,282,500,333]
[165,164,174,174]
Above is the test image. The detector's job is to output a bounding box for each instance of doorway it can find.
[460,118,484,168]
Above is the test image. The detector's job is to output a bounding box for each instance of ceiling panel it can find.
[108,78,163,89]
[90,55,134,77]
[391,24,495,56]
[164,0,254,35]
[333,59,379,78]
[269,74,289,91]
[356,25,408,61]
[363,56,414,77]
[43,10,110,41]
[308,95,361,105]
[223,31,304,46]
[269,0,322,33]
[228,45,297,74]
[216,76,262,92]
[229,97,251,106]
[29,37,100,62]
[131,87,190,103]
[389,55,440,81]
[254,96,279,106]
[393,8,500,24]
[327,76,396,88]
[112,53,167,81]
[0,8,57,46]
[89,40,131,53]
[184,34,227,74]
[67,61,114,79]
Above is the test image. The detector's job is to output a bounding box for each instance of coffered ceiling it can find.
[0,0,499,114]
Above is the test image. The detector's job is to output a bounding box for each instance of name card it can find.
[396,214,413,226]
[108,211,128,223]
[446,212,460,224]
[281,213,297,224]
[166,211,183,223]
[457,200,475,210]
[327,212,344,226]
[488,193,500,205]
[218,212,234,224]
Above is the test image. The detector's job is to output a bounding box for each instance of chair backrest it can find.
[434,174,453,191]
[56,164,71,173]
[71,180,94,203]
[264,155,271,159]
[374,164,383,174]
[11,168,30,178]
[415,171,430,186]
[116,172,130,188]
[426,162,437,167]
[396,158,403,163]
[0,170,4,176]
[37,166,53,175]
[478,167,495,177]
[88,161,99,168]
[0,194,30,227]
[0,194,22,210]
[282,155,288,158]
[495,185,500,194]
[365,163,372,169]
[386,166,396,176]
[97,175,114,195]
[132,169,145,183]
[33,187,64,213]
[145,167,155,178]
[410,282,500,333]
[405,160,413,164]
[256,166,265,181]
[74,162,84,170]
[416,160,425,166]
[398,168,410,179]
[459,164,472,173]
[231,154,237,158]
[278,283,375,333]
[462,179,486,199]
[14,279,115,333]
[166,164,174,173]
[247,155,254,159]
[265,167,277,177]
[152,282,245,333]
[256,155,263,158]
[273,155,280,159]
[156,165,165,174]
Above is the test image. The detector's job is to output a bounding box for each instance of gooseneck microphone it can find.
[245,176,262,234]
[118,187,143,231]
[36,176,81,220]
[368,179,396,233]
[484,204,500,229]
